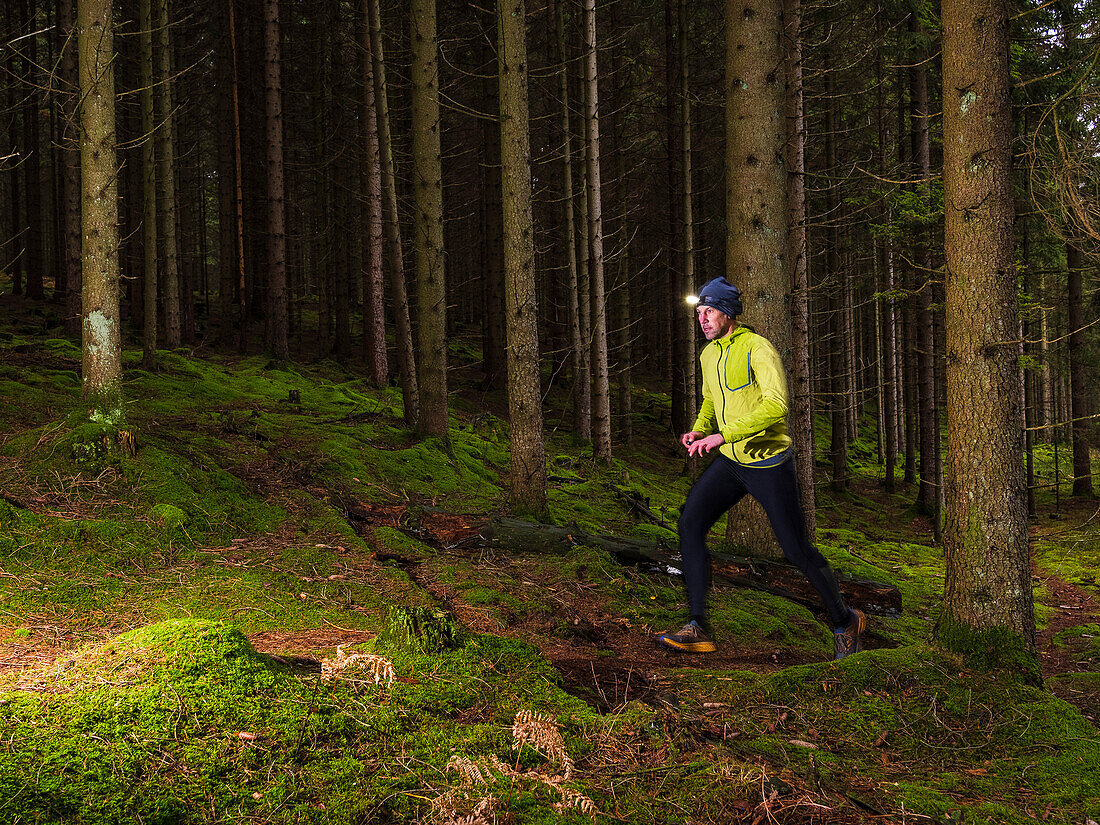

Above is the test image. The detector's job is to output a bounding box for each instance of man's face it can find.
[696,305,736,340]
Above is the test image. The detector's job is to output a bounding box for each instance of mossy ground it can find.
[1,293,1098,823]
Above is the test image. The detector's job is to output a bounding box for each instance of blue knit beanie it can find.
[695,277,742,318]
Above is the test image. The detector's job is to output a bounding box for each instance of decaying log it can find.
[480,518,901,617]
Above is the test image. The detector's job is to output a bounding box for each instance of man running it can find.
[657,276,866,660]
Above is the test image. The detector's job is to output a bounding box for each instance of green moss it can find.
[934,616,1041,681]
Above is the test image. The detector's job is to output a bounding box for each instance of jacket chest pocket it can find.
[719,349,752,393]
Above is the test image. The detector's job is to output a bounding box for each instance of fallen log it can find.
[480,517,901,618]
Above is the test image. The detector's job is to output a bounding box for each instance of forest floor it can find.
[1,294,1099,824]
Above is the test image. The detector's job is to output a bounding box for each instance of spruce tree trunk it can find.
[59,0,83,337]
[228,0,248,353]
[582,0,612,460]
[331,21,352,360]
[479,25,506,392]
[78,0,123,422]
[360,7,388,385]
[411,0,448,437]
[367,0,418,425]
[723,0,788,556]
[22,0,45,301]
[263,0,288,359]
[909,12,938,526]
[784,0,815,541]
[678,0,695,435]
[1067,245,1095,497]
[876,36,898,493]
[140,0,158,368]
[154,0,180,349]
[215,3,237,348]
[938,0,1035,673]
[498,0,548,517]
[667,0,689,435]
[824,62,848,493]
[554,0,590,444]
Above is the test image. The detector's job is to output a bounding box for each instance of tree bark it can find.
[58,0,83,337]
[1067,244,1095,497]
[938,0,1035,673]
[582,0,612,460]
[554,0,590,444]
[723,0,789,556]
[155,0,180,349]
[824,60,848,493]
[367,0,418,425]
[411,0,448,437]
[262,0,288,359]
[783,0,815,541]
[140,0,158,368]
[22,0,46,301]
[667,0,689,435]
[498,0,548,518]
[909,11,938,526]
[876,31,898,493]
[78,0,123,422]
[360,6,387,385]
[3,0,24,298]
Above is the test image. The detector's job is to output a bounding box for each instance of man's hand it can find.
[680,431,705,450]
[686,433,724,457]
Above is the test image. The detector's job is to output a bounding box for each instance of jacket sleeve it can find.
[691,396,716,435]
[717,338,789,445]
[690,352,717,435]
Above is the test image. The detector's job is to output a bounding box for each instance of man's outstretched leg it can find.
[739,457,866,660]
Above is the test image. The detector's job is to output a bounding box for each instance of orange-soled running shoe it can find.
[833,609,866,660]
[657,620,717,654]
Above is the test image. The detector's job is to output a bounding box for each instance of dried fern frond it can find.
[554,787,597,815]
[320,645,394,686]
[511,709,572,777]
[446,755,490,787]
[430,789,496,825]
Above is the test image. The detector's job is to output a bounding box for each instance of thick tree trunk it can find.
[582,0,612,461]
[367,0,418,425]
[411,0,448,437]
[723,0,788,556]
[498,0,548,517]
[78,0,123,422]
[938,0,1035,674]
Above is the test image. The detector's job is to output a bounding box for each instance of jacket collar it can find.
[711,324,749,349]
